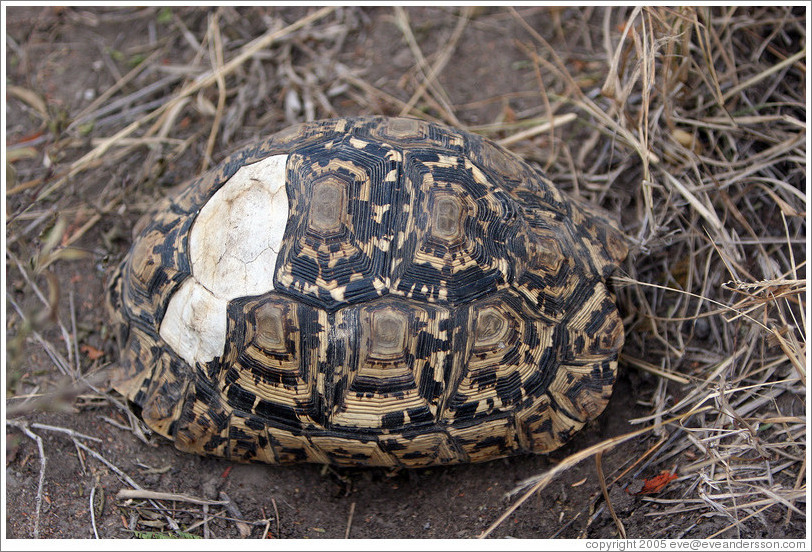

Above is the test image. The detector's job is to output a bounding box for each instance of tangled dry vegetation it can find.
[4,5,807,539]
[485,7,807,538]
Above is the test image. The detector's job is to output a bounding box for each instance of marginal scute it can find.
[563,283,625,362]
[548,361,615,423]
[447,416,518,463]
[108,116,627,468]
[380,431,460,467]
[309,434,397,467]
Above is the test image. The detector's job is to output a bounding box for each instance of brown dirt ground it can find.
[4,6,807,541]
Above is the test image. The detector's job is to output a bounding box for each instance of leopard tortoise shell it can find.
[107,116,628,468]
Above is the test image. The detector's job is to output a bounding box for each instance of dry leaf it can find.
[633,471,678,495]
[80,344,104,360]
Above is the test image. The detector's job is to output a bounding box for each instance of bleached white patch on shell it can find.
[160,154,290,366]
[190,154,289,300]
[160,278,228,365]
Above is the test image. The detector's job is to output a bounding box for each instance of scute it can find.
[107,116,628,467]
[390,151,518,304]
[274,135,403,310]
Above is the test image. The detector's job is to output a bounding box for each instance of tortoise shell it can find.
[107,116,628,467]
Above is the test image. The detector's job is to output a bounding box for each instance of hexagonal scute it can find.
[441,291,556,422]
[366,306,409,359]
[432,193,470,247]
[274,137,404,311]
[187,154,288,303]
[330,298,453,431]
[527,231,565,275]
[219,294,320,428]
[252,303,286,352]
[390,151,518,304]
[473,307,511,349]
[514,225,588,322]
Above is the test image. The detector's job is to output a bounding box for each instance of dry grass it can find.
[487,5,807,538]
[4,5,806,539]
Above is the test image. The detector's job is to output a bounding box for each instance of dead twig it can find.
[272,497,281,539]
[219,491,252,538]
[116,489,230,506]
[201,10,227,173]
[90,483,100,539]
[395,6,471,126]
[496,113,578,147]
[72,440,180,532]
[7,421,47,538]
[345,501,356,539]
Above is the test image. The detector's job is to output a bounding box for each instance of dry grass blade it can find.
[721,47,806,104]
[345,501,356,539]
[622,355,691,384]
[7,85,49,119]
[73,440,180,532]
[89,484,100,539]
[706,504,774,539]
[660,170,722,231]
[201,10,227,173]
[219,491,252,538]
[67,49,170,132]
[340,71,446,124]
[496,113,577,147]
[596,451,626,538]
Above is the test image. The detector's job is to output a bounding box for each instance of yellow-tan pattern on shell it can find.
[106,116,628,467]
